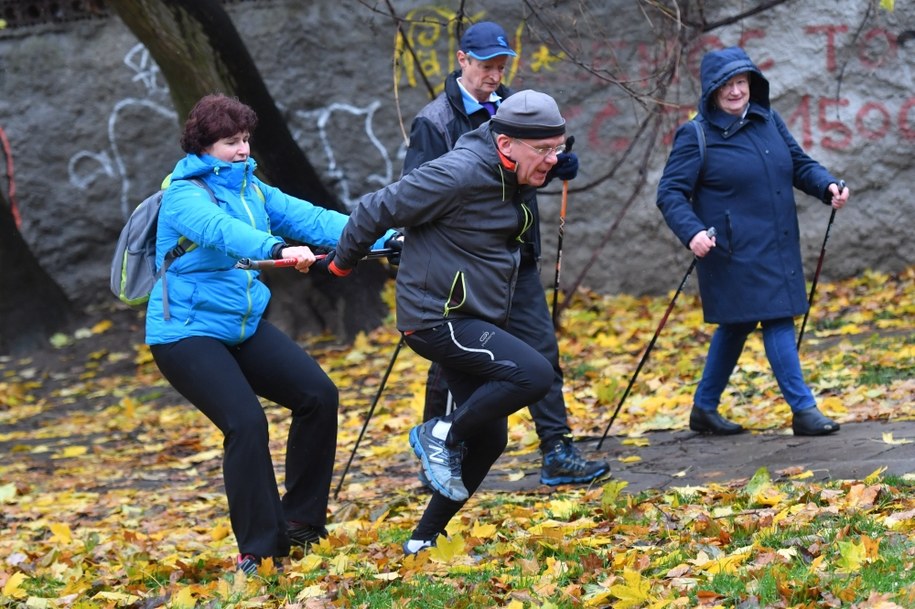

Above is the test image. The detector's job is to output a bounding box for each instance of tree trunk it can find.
[106,0,335,205]
[105,0,390,341]
[0,190,71,355]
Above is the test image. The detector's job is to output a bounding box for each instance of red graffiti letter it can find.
[738,29,773,71]
[856,102,891,140]
[900,97,915,140]
[804,25,849,72]
[819,97,852,150]
[859,28,896,69]
[785,95,813,150]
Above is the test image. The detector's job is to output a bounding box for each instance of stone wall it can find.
[0,0,912,308]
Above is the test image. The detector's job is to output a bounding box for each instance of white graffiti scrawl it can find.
[292,101,401,210]
[67,44,176,219]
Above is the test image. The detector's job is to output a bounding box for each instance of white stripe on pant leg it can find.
[446,391,454,416]
[446,321,495,359]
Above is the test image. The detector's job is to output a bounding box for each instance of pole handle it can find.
[235,248,396,270]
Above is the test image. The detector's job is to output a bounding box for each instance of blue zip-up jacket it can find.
[656,47,839,324]
[146,153,392,345]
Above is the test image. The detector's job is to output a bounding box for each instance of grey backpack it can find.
[110,178,215,318]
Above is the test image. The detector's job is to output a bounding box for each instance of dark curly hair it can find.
[179,94,259,154]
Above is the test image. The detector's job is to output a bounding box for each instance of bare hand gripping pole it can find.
[596,227,717,450]
[235,248,396,270]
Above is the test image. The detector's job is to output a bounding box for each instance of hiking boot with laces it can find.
[288,522,328,550]
[409,418,469,502]
[540,437,610,486]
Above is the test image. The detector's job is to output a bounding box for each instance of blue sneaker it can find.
[540,437,610,486]
[409,418,468,502]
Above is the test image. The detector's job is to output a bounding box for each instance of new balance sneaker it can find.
[408,418,469,502]
[235,553,260,576]
[417,468,433,491]
[288,522,328,550]
[540,437,610,485]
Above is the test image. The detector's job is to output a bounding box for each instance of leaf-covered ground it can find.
[1,267,913,608]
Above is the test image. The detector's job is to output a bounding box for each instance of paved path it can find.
[480,419,915,493]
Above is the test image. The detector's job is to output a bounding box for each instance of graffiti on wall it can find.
[395,11,914,155]
[67,43,176,219]
[66,10,913,219]
[291,101,400,209]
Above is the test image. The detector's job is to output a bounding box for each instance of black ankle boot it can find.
[689,408,745,435]
[792,407,840,436]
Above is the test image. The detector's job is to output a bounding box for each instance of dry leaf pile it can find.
[0,267,912,608]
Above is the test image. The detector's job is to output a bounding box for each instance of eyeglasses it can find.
[512,138,566,157]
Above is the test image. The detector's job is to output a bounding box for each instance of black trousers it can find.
[423,259,571,449]
[405,316,552,538]
[150,320,338,558]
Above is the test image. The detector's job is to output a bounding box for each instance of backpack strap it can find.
[160,178,217,320]
[689,117,707,200]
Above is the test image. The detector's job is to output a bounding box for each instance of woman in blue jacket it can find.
[657,47,849,437]
[146,94,395,575]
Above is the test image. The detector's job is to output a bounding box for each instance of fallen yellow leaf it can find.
[48,522,72,544]
[1,571,27,599]
[882,432,912,445]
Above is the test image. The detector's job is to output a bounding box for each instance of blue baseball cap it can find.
[460,22,517,60]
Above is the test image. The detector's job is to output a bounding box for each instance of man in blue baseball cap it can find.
[403,21,518,169]
[402,21,608,495]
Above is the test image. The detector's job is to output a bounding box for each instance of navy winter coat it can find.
[656,47,840,324]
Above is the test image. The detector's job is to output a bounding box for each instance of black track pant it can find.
[150,320,338,558]
[424,260,571,449]
[405,317,552,538]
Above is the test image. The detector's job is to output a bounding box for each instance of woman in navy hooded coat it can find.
[657,47,850,436]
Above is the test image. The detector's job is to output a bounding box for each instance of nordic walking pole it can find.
[334,334,405,498]
[597,227,716,449]
[235,248,396,270]
[551,136,575,328]
[796,180,845,352]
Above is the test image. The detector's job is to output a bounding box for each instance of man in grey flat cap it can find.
[321,90,582,554]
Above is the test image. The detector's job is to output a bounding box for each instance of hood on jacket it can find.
[169,153,258,189]
[698,46,770,118]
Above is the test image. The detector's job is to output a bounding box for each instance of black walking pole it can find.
[551,136,575,328]
[596,227,716,450]
[333,334,405,498]
[796,180,844,352]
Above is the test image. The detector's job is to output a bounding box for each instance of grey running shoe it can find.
[409,418,468,502]
[402,537,437,555]
[540,437,610,486]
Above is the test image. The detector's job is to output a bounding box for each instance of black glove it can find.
[313,250,352,277]
[383,231,404,266]
[549,152,579,182]
[544,136,578,185]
